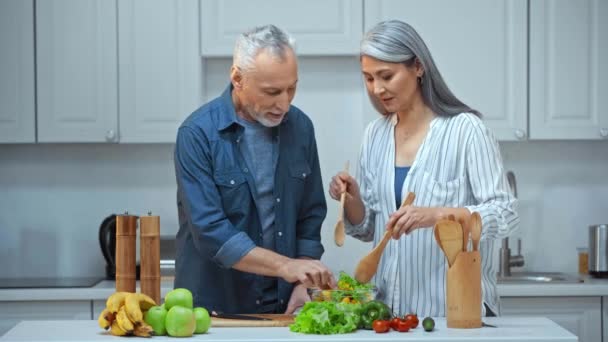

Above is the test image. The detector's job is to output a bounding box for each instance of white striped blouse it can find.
[345,112,519,317]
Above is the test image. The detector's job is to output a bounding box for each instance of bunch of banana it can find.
[98,292,156,337]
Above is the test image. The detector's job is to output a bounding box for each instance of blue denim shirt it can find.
[173,85,327,314]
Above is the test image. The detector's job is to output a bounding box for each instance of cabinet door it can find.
[118,0,202,143]
[36,0,118,143]
[0,0,35,143]
[502,296,602,342]
[530,0,608,139]
[200,0,363,56]
[365,0,527,141]
[0,301,92,336]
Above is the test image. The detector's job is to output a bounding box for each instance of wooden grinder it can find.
[115,213,138,292]
[140,212,161,304]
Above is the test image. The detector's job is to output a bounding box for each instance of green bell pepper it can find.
[360,300,392,330]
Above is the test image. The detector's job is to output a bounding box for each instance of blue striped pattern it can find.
[345,112,519,317]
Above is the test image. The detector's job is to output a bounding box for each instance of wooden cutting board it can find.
[211,314,295,327]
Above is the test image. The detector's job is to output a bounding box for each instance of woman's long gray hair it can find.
[361,20,480,117]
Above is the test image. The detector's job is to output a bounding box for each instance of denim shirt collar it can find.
[217,84,290,132]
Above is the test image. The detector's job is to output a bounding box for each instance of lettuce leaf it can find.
[289,302,362,334]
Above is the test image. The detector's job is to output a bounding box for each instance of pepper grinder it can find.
[115,212,138,292]
[140,212,160,304]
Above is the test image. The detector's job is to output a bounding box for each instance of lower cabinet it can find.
[501,296,602,342]
[0,301,91,336]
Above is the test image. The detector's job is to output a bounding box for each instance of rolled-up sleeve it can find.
[175,126,256,268]
[345,124,377,242]
[464,120,519,240]
[294,120,327,260]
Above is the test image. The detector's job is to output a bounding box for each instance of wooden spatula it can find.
[470,211,482,251]
[334,161,349,247]
[353,192,415,283]
[435,218,463,267]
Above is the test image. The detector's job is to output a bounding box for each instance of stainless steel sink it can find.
[497,272,583,283]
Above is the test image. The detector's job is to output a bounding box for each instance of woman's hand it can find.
[328,171,360,202]
[386,205,440,239]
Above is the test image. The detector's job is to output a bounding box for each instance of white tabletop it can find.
[0,317,576,342]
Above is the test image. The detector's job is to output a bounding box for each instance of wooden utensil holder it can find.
[140,214,160,305]
[446,250,482,328]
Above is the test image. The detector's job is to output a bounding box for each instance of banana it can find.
[97,307,115,330]
[133,322,154,338]
[116,305,135,334]
[106,292,129,313]
[125,293,156,324]
[110,320,128,336]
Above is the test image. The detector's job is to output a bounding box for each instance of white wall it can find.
[1,57,607,279]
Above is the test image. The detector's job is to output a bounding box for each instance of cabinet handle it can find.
[600,128,608,138]
[514,129,526,140]
[105,129,116,142]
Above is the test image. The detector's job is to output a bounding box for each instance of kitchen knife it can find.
[211,311,273,321]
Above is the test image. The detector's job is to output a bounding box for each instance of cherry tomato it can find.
[396,319,412,332]
[390,317,401,330]
[372,320,391,333]
[404,314,419,328]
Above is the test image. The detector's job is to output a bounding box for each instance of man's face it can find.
[232,48,298,127]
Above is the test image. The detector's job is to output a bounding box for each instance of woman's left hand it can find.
[386,205,439,239]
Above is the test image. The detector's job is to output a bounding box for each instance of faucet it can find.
[499,171,524,277]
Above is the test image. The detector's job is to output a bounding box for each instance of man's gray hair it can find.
[233,24,296,73]
[361,20,480,117]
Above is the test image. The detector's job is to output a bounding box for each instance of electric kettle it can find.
[99,214,140,280]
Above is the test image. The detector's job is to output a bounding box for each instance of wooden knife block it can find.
[446,250,482,328]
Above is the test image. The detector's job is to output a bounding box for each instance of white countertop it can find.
[1,275,608,301]
[0,317,576,341]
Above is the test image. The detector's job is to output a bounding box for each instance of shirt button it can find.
[230,180,235,185]
[276,197,281,203]
[244,168,249,173]
[256,300,261,305]
[280,299,284,305]
[302,173,307,178]
[236,138,240,143]
[278,232,283,237]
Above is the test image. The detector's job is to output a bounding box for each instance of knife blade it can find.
[211,311,273,321]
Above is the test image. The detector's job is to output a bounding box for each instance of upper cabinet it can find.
[0,0,35,143]
[36,0,118,143]
[365,0,528,141]
[529,0,608,140]
[200,0,363,56]
[118,0,202,143]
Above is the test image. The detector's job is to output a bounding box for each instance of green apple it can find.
[164,288,193,310]
[193,307,211,334]
[143,305,167,336]
[165,306,196,337]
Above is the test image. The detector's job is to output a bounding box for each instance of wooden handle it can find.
[337,161,350,221]
[116,214,137,293]
[140,214,160,305]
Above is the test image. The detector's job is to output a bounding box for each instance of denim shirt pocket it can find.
[213,169,248,214]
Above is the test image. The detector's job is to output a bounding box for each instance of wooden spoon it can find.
[435,219,463,267]
[353,192,415,283]
[459,216,470,252]
[470,211,482,251]
[334,161,350,247]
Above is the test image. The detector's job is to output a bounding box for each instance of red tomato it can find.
[390,317,401,330]
[372,320,391,333]
[396,319,412,332]
[404,314,419,328]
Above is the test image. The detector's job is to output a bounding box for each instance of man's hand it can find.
[277,259,336,289]
[284,283,310,314]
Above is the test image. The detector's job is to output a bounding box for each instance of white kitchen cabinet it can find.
[529,0,608,140]
[0,0,35,143]
[364,0,528,141]
[200,0,363,56]
[0,301,91,336]
[501,296,601,342]
[118,0,202,143]
[36,0,118,143]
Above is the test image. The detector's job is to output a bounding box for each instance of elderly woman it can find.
[329,20,518,317]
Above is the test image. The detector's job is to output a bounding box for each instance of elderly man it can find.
[174,24,334,315]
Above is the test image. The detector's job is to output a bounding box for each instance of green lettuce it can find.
[289,301,362,334]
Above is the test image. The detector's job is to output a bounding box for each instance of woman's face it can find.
[361,55,422,114]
